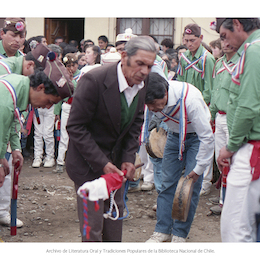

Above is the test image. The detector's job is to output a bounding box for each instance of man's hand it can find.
[217,146,233,172]
[121,162,136,181]
[0,167,5,187]
[103,162,124,176]
[186,170,200,183]
[148,116,162,132]
[12,150,23,171]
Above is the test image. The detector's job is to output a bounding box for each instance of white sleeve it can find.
[186,94,214,175]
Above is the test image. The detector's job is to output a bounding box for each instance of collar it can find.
[236,29,260,57]
[117,62,144,93]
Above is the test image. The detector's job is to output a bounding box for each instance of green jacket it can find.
[227,29,260,152]
[0,74,30,158]
[177,44,215,104]
[209,53,240,120]
[0,55,23,75]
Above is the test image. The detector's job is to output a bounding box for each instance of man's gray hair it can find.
[48,44,62,56]
[124,36,157,57]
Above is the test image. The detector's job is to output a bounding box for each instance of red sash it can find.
[248,140,260,181]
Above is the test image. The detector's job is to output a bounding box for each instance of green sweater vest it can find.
[120,92,139,132]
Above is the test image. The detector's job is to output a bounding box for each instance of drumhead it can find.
[146,127,167,158]
[172,176,194,222]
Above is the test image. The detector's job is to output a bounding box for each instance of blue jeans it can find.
[155,132,203,238]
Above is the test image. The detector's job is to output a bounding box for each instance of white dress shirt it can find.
[117,62,144,107]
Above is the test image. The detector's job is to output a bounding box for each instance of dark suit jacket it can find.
[66,62,146,186]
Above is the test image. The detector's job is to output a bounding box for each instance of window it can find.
[116,18,175,44]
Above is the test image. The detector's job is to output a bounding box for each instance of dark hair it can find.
[25,51,43,69]
[62,45,77,58]
[209,38,221,49]
[176,45,188,52]
[98,35,108,43]
[69,40,78,48]
[29,69,59,96]
[54,36,64,43]
[85,39,94,45]
[222,18,260,32]
[34,35,45,43]
[161,38,174,49]
[145,72,169,104]
[115,41,126,47]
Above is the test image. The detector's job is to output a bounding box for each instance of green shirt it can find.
[0,40,23,58]
[177,44,215,104]
[0,55,23,75]
[227,29,260,152]
[0,74,30,158]
[209,53,240,120]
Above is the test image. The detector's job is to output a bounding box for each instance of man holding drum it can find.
[145,72,214,242]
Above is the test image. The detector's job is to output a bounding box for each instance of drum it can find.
[146,127,167,158]
[134,153,142,181]
[172,176,194,222]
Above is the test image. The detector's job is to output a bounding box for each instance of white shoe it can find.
[32,157,42,168]
[43,158,55,168]
[146,232,172,243]
[171,235,186,242]
[0,215,23,228]
[141,182,154,191]
[200,187,211,196]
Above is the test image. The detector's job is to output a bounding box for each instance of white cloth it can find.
[77,177,109,201]
[154,81,214,175]
[80,64,101,75]
[33,106,55,159]
[221,143,260,242]
[117,62,144,107]
[56,103,71,165]
[138,143,154,183]
[0,154,12,218]
[215,113,229,203]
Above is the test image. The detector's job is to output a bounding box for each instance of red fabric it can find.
[218,110,226,115]
[26,110,34,136]
[66,97,73,104]
[101,170,127,194]
[248,140,260,181]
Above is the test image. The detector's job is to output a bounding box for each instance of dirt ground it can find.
[0,151,221,243]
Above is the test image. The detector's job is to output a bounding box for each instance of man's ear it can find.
[27,61,35,69]
[233,19,243,32]
[36,83,45,91]
[199,35,204,41]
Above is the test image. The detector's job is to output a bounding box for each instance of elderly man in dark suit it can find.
[66,36,157,242]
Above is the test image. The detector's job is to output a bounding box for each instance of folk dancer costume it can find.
[149,80,214,240]
[177,27,215,195]
[209,52,240,205]
[221,30,260,242]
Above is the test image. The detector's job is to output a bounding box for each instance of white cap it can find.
[115,28,137,43]
[101,47,121,65]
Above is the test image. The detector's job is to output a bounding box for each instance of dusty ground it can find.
[0,152,221,243]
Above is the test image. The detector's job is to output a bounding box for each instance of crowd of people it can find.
[0,17,260,244]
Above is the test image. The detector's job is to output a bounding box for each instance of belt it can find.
[218,111,226,115]
[168,129,196,137]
